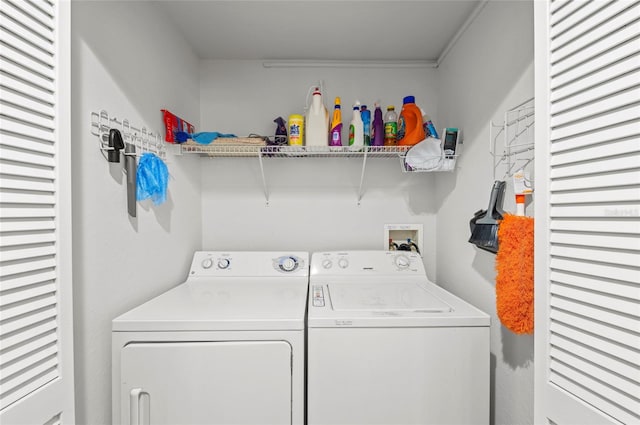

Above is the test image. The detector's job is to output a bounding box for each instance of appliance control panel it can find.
[311,285,325,307]
[189,251,308,277]
[310,251,425,276]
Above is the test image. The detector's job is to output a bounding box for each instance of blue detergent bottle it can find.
[361,105,371,146]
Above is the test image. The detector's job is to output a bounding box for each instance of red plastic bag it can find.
[161,109,195,143]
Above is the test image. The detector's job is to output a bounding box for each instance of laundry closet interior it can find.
[70,1,535,424]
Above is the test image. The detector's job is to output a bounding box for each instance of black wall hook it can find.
[108,128,125,162]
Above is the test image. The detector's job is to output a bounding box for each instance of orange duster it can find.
[496,214,534,334]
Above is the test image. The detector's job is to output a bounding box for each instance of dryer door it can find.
[120,341,292,424]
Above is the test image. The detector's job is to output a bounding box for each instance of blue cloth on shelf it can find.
[174,131,237,144]
[136,152,169,205]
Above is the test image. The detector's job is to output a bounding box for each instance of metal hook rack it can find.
[489,98,535,180]
[90,110,168,161]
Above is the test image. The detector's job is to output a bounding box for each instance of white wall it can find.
[70,2,201,423]
[199,62,440,278]
[436,1,535,424]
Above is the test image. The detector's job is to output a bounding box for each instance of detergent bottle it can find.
[305,87,329,147]
[360,105,371,146]
[329,97,342,146]
[383,106,397,146]
[397,96,425,146]
[371,102,384,146]
[349,101,364,150]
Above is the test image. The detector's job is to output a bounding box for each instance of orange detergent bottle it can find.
[397,96,425,146]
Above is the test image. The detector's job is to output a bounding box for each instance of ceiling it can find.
[155,1,484,62]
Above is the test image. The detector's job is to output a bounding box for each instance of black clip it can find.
[108,128,125,162]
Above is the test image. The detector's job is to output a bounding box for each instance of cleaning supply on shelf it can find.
[384,105,397,146]
[305,87,329,147]
[496,214,534,334]
[273,116,287,145]
[161,109,195,143]
[136,152,169,205]
[371,102,384,147]
[397,96,425,146]
[288,114,304,146]
[468,180,506,254]
[422,113,439,139]
[329,97,343,146]
[404,138,443,171]
[442,128,460,158]
[349,101,364,150]
[175,131,237,144]
[360,105,371,146]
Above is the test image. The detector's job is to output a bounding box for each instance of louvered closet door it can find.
[534,1,640,424]
[0,0,74,424]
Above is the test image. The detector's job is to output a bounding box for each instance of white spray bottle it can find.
[349,101,364,151]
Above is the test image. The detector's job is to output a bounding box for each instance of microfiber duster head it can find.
[495,214,534,334]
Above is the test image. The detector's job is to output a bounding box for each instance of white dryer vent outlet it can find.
[384,224,423,256]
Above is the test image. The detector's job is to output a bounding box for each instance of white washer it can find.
[112,251,308,425]
[307,251,490,425]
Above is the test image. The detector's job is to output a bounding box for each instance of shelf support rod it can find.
[357,148,368,205]
[258,151,269,206]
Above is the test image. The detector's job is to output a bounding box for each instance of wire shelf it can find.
[489,98,535,180]
[400,155,459,173]
[179,143,459,205]
[179,144,411,158]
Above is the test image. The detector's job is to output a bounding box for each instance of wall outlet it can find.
[384,224,423,256]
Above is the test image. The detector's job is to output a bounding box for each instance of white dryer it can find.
[112,251,308,425]
[307,251,490,425]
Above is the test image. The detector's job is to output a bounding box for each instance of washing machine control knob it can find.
[321,259,333,269]
[338,258,349,269]
[279,256,298,272]
[395,254,411,269]
[201,258,213,269]
[217,258,231,269]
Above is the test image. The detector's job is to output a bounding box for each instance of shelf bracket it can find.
[258,151,269,206]
[357,149,368,205]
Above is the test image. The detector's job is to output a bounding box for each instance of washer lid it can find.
[113,278,308,332]
[329,282,451,312]
[308,279,490,328]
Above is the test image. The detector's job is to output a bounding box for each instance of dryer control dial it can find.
[338,258,349,269]
[276,256,300,273]
[217,258,231,269]
[394,254,411,269]
[201,258,213,269]
[321,259,333,269]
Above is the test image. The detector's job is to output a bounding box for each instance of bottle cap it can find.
[403,96,415,104]
[361,105,367,110]
[516,194,526,204]
[387,105,395,111]
[313,87,321,95]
